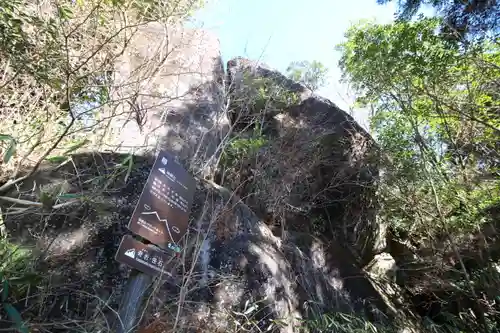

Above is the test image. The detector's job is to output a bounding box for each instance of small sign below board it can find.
[115,235,174,276]
[127,150,196,250]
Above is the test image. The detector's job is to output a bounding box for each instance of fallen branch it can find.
[0,196,80,210]
[0,196,43,207]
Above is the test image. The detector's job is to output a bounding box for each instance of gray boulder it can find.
[171,178,391,332]
[225,58,385,264]
[109,23,229,176]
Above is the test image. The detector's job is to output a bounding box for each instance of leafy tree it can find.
[338,17,500,332]
[377,0,500,41]
[286,60,328,92]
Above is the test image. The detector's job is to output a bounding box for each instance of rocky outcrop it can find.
[109,23,228,176]
[1,151,392,333]
[225,58,385,264]
[1,31,395,333]
[177,178,391,332]
[225,57,311,133]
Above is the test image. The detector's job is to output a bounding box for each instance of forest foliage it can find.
[338,9,499,333]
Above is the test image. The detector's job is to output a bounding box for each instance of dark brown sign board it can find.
[127,150,196,251]
[115,235,174,276]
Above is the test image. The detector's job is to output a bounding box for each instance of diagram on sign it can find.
[141,211,180,243]
[124,249,135,258]
[158,164,189,192]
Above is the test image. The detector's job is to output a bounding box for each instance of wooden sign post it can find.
[114,150,196,333]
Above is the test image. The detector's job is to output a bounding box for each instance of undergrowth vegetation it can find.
[0,0,206,331]
[228,73,301,132]
[0,236,35,333]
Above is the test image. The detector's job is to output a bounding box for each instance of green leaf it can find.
[2,278,8,301]
[3,140,16,163]
[57,193,82,199]
[123,154,134,183]
[119,154,133,166]
[3,303,28,333]
[63,139,89,155]
[0,134,16,163]
[57,6,73,20]
[6,273,42,287]
[0,134,14,141]
[45,156,68,163]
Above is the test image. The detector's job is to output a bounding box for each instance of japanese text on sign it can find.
[127,150,196,250]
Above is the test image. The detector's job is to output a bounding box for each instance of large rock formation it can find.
[0,28,399,333]
[175,178,391,332]
[224,57,385,264]
[108,23,228,176]
[1,151,393,333]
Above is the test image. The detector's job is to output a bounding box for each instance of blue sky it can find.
[189,0,398,130]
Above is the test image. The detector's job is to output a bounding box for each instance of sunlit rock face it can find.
[169,179,391,333]
[111,23,229,176]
